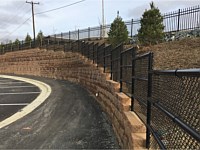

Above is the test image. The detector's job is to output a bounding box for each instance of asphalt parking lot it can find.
[0,78,40,121]
[0,75,119,149]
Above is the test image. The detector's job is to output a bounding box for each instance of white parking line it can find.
[0,80,12,82]
[0,92,40,95]
[0,75,51,129]
[0,86,36,89]
[0,103,29,106]
[0,82,26,85]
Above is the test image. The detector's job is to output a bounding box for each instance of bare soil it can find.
[137,37,200,70]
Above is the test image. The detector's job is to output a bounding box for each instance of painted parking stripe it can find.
[0,75,51,129]
[0,82,26,85]
[0,103,29,106]
[0,86,36,89]
[0,92,40,95]
[0,80,14,82]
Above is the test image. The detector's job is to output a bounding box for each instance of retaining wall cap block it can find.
[116,92,131,104]
[125,112,146,133]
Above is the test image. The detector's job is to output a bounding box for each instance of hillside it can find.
[137,37,200,70]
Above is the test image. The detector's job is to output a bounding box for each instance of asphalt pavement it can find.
[0,78,40,121]
[0,75,120,149]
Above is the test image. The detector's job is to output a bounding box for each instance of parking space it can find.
[0,78,41,121]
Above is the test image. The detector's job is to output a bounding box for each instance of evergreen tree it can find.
[14,39,20,45]
[36,30,44,45]
[108,13,129,47]
[0,42,3,50]
[138,2,164,45]
[25,33,32,43]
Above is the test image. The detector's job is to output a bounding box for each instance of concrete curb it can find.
[0,75,52,129]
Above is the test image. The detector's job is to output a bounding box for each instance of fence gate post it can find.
[146,52,153,148]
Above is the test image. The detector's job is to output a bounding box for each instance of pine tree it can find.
[14,39,20,45]
[138,2,164,45]
[108,13,129,47]
[0,42,3,50]
[36,30,44,45]
[25,33,32,43]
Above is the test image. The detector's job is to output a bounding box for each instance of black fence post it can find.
[146,52,153,148]
[2,46,4,54]
[57,36,59,46]
[69,31,71,42]
[120,49,123,92]
[78,29,80,53]
[21,41,24,50]
[110,48,113,80]
[11,44,13,52]
[78,29,80,41]
[103,46,106,73]
[68,31,71,50]
[19,41,21,50]
[131,47,136,111]
[100,25,102,39]
[131,19,134,38]
[54,34,56,51]
[88,27,90,40]
[93,44,95,64]
[177,9,181,32]
[96,45,99,68]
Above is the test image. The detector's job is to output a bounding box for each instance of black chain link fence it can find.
[149,70,200,149]
[104,45,112,74]
[0,36,199,149]
[111,44,123,82]
[120,47,134,96]
[133,53,152,125]
[97,43,105,68]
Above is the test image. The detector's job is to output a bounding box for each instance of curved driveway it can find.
[0,75,119,149]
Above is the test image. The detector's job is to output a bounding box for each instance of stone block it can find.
[131,133,146,149]
[125,111,146,133]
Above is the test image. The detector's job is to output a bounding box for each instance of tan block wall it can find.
[0,48,146,149]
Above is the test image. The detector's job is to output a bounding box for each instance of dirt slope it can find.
[138,37,200,70]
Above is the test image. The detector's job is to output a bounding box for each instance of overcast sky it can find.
[0,0,199,43]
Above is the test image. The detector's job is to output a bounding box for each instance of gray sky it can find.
[0,0,199,43]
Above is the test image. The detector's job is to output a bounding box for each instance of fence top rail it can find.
[152,69,200,77]
[104,44,111,49]
[112,44,123,52]
[121,46,135,54]
[134,52,151,60]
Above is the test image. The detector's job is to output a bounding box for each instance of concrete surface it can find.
[0,75,120,149]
